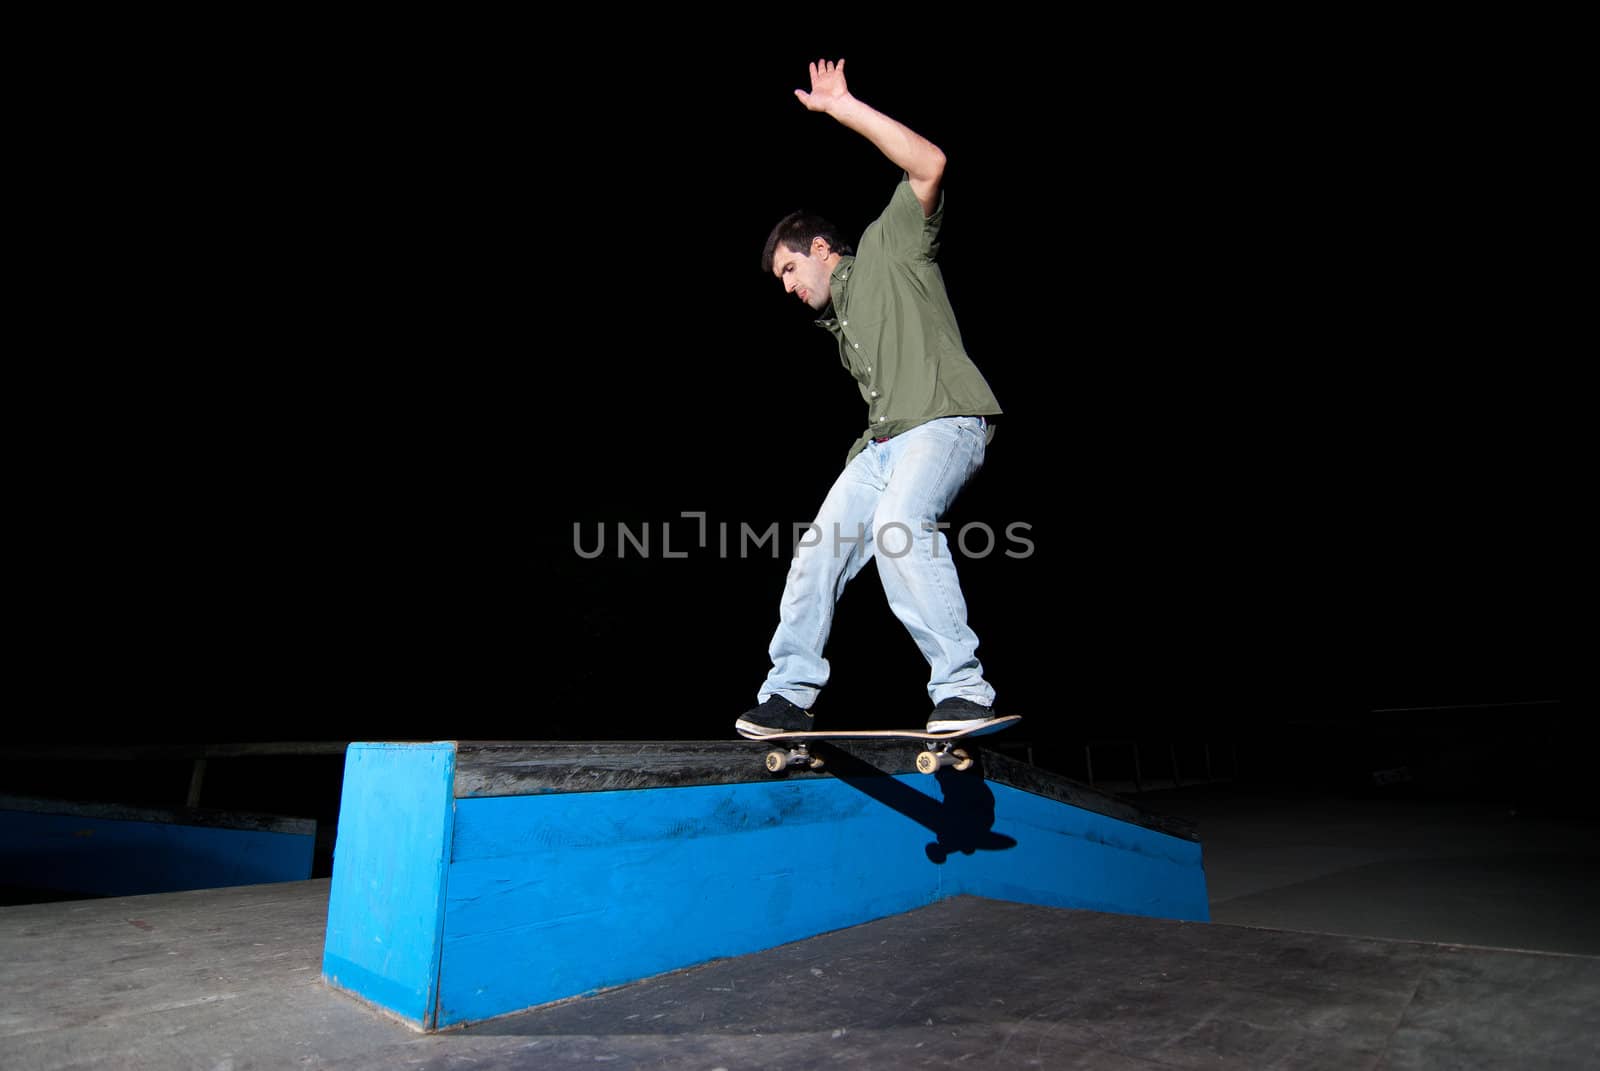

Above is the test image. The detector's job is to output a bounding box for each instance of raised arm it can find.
[795,59,946,216]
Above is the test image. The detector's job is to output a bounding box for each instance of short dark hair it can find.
[761,211,854,273]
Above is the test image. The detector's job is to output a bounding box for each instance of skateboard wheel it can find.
[951,748,973,772]
[765,750,789,773]
[915,750,941,775]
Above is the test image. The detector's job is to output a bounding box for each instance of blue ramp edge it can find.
[0,805,314,897]
[321,742,457,1030]
[323,741,1208,1030]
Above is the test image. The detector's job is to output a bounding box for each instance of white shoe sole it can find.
[926,717,995,734]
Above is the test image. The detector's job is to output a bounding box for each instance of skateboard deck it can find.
[742,715,1021,774]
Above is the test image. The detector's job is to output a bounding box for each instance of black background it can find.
[16,18,1572,788]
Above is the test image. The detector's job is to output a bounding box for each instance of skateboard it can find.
[741,715,1021,775]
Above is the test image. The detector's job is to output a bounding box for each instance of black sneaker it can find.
[736,695,814,738]
[927,697,995,733]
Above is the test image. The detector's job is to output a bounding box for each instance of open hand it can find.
[794,58,849,113]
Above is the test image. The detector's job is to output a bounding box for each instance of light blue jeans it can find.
[759,415,995,709]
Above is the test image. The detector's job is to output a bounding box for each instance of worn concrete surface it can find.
[4,789,1598,1069]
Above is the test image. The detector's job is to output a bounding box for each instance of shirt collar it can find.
[813,256,855,328]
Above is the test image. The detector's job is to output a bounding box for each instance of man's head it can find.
[762,211,854,312]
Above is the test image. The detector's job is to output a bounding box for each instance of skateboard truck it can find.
[915,744,974,774]
[764,744,825,773]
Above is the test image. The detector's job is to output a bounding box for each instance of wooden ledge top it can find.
[445,741,1198,842]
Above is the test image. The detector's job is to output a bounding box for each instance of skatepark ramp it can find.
[321,740,1209,1030]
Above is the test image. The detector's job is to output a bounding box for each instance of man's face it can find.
[771,241,833,312]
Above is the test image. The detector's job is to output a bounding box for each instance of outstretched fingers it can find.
[810,57,846,89]
[796,57,848,111]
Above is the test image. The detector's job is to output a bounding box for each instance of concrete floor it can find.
[1145,786,1600,956]
[3,788,1597,1069]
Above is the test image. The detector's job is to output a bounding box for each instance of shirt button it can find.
[870,390,879,398]
[842,320,848,326]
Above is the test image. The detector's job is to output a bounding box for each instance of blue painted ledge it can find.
[322,741,1207,1031]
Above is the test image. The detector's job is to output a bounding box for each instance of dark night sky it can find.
[22,22,1570,749]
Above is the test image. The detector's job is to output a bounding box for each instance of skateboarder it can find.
[738,59,1004,740]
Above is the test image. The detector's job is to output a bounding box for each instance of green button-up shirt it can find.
[816,177,1003,462]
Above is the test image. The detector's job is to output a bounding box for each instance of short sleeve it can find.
[857,175,943,262]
